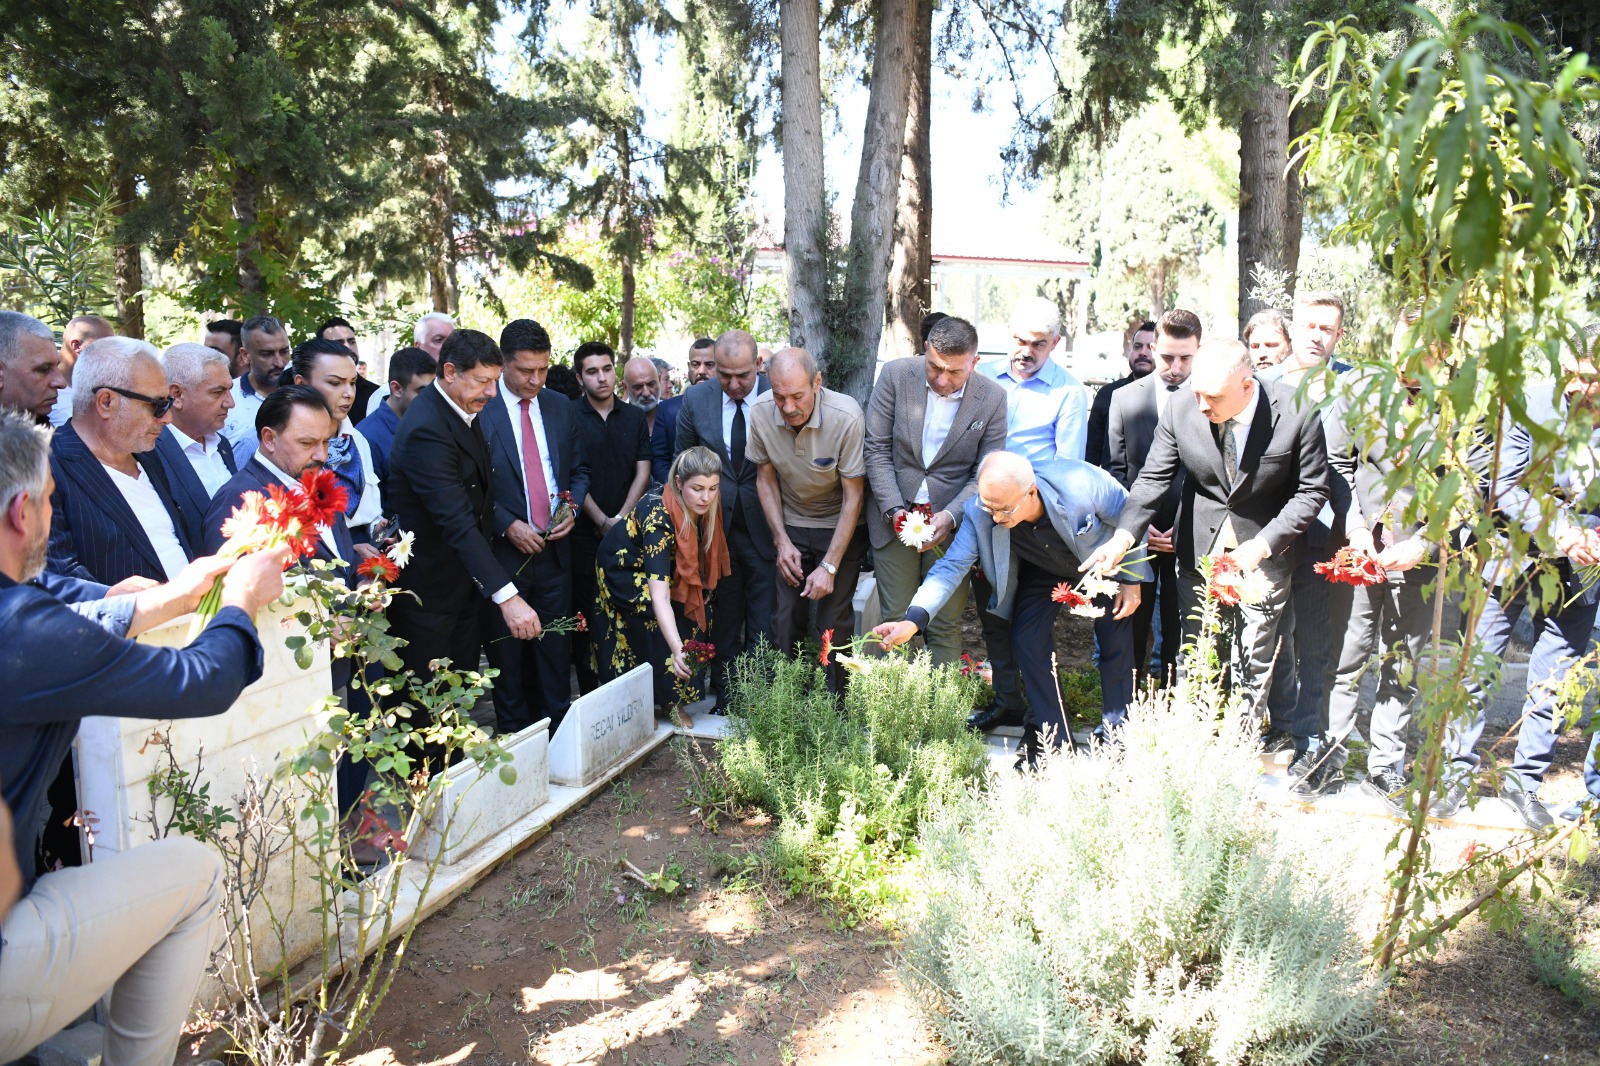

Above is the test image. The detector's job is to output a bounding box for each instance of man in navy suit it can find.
[0,407,287,1066]
[47,337,198,587]
[154,343,238,548]
[651,337,717,483]
[480,320,590,735]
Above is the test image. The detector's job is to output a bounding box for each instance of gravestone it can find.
[547,664,654,786]
[413,718,550,864]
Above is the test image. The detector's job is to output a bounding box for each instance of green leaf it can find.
[1452,166,1501,275]
[1570,829,1590,866]
[293,643,313,671]
[498,764,518,786]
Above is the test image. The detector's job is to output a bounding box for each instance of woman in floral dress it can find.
[596,446,729,711]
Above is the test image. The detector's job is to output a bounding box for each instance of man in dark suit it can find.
[651,337,717,483]
[1106,310,1200,683]
[674,330,777,705]
[0,407,287,1066]
[153,342,238,548]
[386,330,541,704]
[47,338,198,586]
[480,320,590,735]
[1085,338,1332,758]
[1087,320,1156,468]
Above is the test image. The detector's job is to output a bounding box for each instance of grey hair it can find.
[72,336,160,414]
[651,357,671,374]
[768,346,819,380]
[161,342,232,389]
[413,312,454,345]
[241,315,285,344]
[978,450,1038,492]
[1009,295,1063,338]
[1193,338,1254,380]
[0,311,55,367]
[0,408,51,515]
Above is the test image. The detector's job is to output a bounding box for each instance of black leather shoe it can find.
[1363,768,1411,817]
[968,705,1022,732]
[1260,728,1297,754]
[1429,779,1471,819]
[1289,756,1345,800]
[1501,784,1555,832]
[1013,724,1041,773]
[1285,749,1315,781]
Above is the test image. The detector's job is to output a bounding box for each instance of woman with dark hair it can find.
[595,445,729,714]
[285,338,383,549]
[1244,309,1291,369]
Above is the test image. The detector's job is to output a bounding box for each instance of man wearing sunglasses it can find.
[46,337,198,587]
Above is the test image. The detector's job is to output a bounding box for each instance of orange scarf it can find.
[662,488,731,630]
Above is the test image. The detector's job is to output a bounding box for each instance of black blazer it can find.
[671,377,774,559]
[480,389,591,584]
[47,421,198,585]
[203,457,356,583]
[151,427,237,551]
[650,395,683,485]
[1117,379,1331,574]
[1106,375,1185,533]
[386,384,511,617]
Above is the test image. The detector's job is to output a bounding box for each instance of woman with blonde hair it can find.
[595,446,730,713]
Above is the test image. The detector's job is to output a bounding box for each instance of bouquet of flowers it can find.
[1313,546,1388,587]
[189,467,349,638]
[681,639,716,674]
[1205,553,1272,606]
[1051,582,1104,618]
[544,490,576,533]
[540,612,589,636]
[895,503,939,550]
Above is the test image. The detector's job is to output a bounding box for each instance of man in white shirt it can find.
[223,315,291,465]
[46,315,114,428]
[46,338,195,585]
[151,343,239,550]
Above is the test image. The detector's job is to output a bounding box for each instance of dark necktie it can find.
[1217,421,1238,491]
[730,398,746,472]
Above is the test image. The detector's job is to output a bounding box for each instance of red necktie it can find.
[520,398,551,528]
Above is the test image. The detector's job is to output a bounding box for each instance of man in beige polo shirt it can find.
[749,347,867,692]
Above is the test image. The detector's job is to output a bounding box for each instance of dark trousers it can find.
[570,529,602,694]
[711,510,775,705]
[1176,561,1300,738]
[1448,577,1599,794]
[1267,540,1355,742]
[334,658,381,812]
[772,524,866,693]
[972,568,1028,719]
[388,597,483,772]
[483,548,574,736]
[1012,563,1136,748]
[1130,551,1181,685]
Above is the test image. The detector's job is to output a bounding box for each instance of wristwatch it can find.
[820,561,838,576]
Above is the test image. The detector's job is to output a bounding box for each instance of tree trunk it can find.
[112,169,144,339]
[882,0,933,367]
[427,77,458,315]
[780,0,828,359]
[1236,1,1298,332]
[619,129,636,358]
[231,168,265,304]
[833,0,918,402]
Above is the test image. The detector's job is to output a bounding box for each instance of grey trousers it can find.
[874,536,968,666]
[1177,562,1295,729]
[0,836,224,1066]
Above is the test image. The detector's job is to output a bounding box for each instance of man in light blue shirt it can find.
[968,296,1090,731]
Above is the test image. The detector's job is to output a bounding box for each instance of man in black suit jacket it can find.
[481,320,591,735]
[1086,339,1331,754]
[651,337,718,483]
[386,330,541,708]
[1087,319,1156,468]
[673,330,775,706]
[1105,310,1198,683]
[153,342,239,550]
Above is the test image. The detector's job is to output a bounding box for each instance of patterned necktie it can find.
[520,398,551,529]
[730,398,746,471]
[1219,421,1238,491]
[325,434,364,517]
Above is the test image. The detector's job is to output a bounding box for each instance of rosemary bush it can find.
[900,696,1379,1065]
[718,645,988,918]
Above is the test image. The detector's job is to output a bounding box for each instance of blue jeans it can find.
[1446,583,1598,796]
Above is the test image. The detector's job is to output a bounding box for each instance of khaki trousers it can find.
[0,836,223,1066]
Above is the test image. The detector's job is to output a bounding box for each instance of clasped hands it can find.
[507,512,577,556]
[775,539,836,599]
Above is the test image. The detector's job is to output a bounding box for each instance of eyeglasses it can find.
[99,385,176,418]
[980,491,1031,518]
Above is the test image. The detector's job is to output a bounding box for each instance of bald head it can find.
[62,315,114,379]
[1189,339,1256,424]
[767,347,823,427]
[714,330,759,402]
[621,355,660,412]
[978,451,1037,493]
[975,452,1043,528]
[767,347,818,382]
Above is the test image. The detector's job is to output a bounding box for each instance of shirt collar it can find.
[723,390,748,410]
[256,453,300,489]
[1232,384,1263,427]
[168,424,217,453]
[927,383,965,403]
[999,358,1063,388]
[433,379,476,425]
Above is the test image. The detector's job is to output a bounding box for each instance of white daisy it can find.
[387,528,415,568]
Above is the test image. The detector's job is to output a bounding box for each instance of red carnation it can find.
[358,555,400,583]
[820,628,834,665]
[1314,546,1387,588]
[1051,582,1089,608]
[576,611,589,633]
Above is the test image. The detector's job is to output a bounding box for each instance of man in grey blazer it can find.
[673,329,774,707]
[1086,339,1332,760]
[864,316,1007,664]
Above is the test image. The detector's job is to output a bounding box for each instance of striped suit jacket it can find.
[47,421,198,586]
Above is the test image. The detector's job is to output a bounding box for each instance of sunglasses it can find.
[99,385,176,418]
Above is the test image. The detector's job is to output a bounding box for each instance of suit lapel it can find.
[539,393,565,488]
[905,368,929,465]
[59,427,166,574]
[154,432,207,523]
[1227,390,1279,502]
[219,434,238,476]
[928,385,980,470]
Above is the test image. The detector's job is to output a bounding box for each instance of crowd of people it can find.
[1,286,1598,1062]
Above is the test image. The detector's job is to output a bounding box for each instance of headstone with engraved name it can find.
[547,664,654,786]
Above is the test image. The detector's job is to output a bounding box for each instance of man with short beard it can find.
[621,355,662,438]
[0,312,68,426]
[1087,319,1156,468]
[652,337,718,482]
[223,314,291,465]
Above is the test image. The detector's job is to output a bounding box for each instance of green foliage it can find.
[900,696,1380,1065]
[0,182,118,325]
[715,645,988,920]
[1058,667,1104,731]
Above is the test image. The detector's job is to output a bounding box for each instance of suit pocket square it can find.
[813,457,836,468]
[968,420,986,432]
